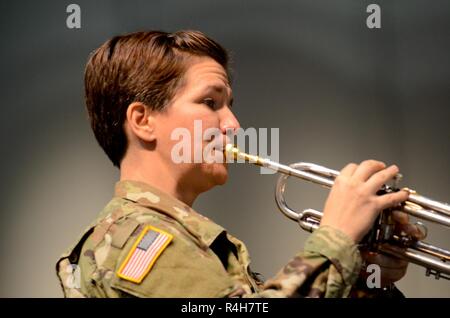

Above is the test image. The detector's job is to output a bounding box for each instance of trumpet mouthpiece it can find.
[224,144,240,160]
[224,144,265,166]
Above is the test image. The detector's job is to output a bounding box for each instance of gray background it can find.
[0,0,449,297]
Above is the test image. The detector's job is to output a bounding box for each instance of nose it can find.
[219,107,240,135]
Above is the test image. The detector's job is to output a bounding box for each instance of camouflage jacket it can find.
[56,180,363,298]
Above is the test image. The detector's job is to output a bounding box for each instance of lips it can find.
[208,135,231,152]
[201,135,231,164]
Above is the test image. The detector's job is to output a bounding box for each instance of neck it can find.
[120,151,198,207]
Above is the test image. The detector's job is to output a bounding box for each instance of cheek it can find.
[156,106,221,158]
[186,114,220,146]
[157,113,192,142]
[200,116,221,140]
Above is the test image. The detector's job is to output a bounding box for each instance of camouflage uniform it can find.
[56,180,363,298]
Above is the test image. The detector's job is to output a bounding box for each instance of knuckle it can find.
[363,159,385,169]
[349,179,359,188]
[336,174,349,184]
[368,197,378,208]
[391,164,400,174]
[378,170,391,181]
[342,163,357,172]
[355,185,367,198]
[385,194,399,207]
[363,200,378,214]
[378,170,388,179]
[390,196,398,206]
[361,159,374,166]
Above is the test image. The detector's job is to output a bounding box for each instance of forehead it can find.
[181,56,230,90]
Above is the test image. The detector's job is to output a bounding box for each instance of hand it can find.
[359,211,426,287]
[320,160,409,243]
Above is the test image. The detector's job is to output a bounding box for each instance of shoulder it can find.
[87,201,234,297]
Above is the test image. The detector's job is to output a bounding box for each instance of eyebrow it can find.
[204,84,234,106]
[205,84,227,93]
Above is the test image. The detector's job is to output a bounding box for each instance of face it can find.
[152,56,240,194]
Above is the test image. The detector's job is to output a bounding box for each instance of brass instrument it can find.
[225,144,450,280]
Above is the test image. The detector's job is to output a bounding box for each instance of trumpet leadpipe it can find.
[225,144,335,188]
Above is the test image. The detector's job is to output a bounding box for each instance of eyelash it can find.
[202,97,233,109]
[203,98,217,109]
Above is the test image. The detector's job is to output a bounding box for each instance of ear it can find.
[125,102,156,143]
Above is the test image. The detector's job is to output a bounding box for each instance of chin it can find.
[202,162,228,187]
[210,163,228,185]
[193,162,228,194]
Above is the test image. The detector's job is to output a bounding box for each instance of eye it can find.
[229,98,234,108]
[203,98,217,109]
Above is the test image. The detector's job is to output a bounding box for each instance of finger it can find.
[359,265,407,286]
[361,250,409,269]
[376,190,409,211]
[339,162,358,177]
[352,160,386,182]
[360,249,409,285]
[395,223,427,240]
[365,164,400,193]
[391,210,409,225]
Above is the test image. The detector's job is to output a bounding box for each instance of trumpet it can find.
[225,144,450,280]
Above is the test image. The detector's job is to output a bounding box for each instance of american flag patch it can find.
[117,225,173,283]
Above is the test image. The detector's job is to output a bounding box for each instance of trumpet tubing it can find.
[225,144,450,280]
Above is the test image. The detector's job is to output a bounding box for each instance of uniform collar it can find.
[114,180,225,247]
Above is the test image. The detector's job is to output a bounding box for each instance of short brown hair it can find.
[85,30,230,167]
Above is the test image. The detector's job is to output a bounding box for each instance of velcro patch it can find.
[117,225,173,283]
[111,219,140,249]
